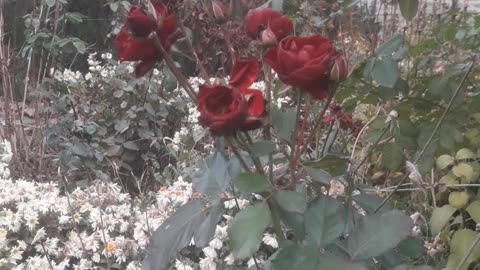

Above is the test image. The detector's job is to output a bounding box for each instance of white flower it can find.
[175,259,193,270]
[224,254,235,265]
[262,233,278,248]
[199,256,216,270]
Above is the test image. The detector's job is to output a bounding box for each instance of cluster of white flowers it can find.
[0,139,196,269]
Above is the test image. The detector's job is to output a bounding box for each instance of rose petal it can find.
[244,8,292,40]
[229,60,259,90]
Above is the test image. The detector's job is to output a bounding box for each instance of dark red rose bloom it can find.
[228,60,266,131]
[323,103,363,136]
[197,85,248,136]
[114,1,178,77]
[264,35,338,99]
[197,60,266,135]
[245,8,293,44]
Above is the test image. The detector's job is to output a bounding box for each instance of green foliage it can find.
[446,229,480,270]
[227,202,272,260]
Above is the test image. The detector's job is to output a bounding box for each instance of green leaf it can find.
[72,39,86,54]
[430,205,457,235]
[194,200,224,247]
[452,163,475,183]
[305,196,347,247]
[399,117,417,137]
[352,192,391,214]
[305,167,332,186]
[456,148,476,160]
[250,140,276,157]
[446,229,480,270]
[193,152,240,195]
[371,58,400,88]
[271,0,284,11]
[271,107,296,142]
[428,76,450,96]
[382,143,404,171]
[375,34,403,56]
[317,253,368,270]
[395,134,417,151]
[277,210,305,239]
[396,236,426,259]
[467,200,480,224]
[143,200,207,269]
[436,154,455,170]
[273,191,307,213]
[267,245,319,270]
[346,210,413,260]
[303,155,349,177]
[45,0,56,7]
[234,172,273,194]
[65,12,85,24]
[228,202,272,259]
[123,141,139,151]
[399,0,418,20]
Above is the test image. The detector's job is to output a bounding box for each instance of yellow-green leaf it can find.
[448,191,470,209]
[466,200,480,223]
[446,229,480,270]
[439,174,459,186]
[452,163,475,183]
[456,148,476,160]
[436,154,454,170]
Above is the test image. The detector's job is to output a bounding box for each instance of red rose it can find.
[114,1,178,77]
[264,35,338,99]
[229,60,266,131]
[197,85,248,136]
[245,8,293,45]
[197,60,266,135]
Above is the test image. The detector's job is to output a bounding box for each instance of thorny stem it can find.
[148,32,197,102]
[291,86,336,178]
[374,62,474,213]
[289,91,303,186]
[264,65,275,185]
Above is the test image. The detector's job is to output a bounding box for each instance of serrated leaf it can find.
[371,58,400,88]
[273,191,307,213]
[305,196,346,247]
[436,155,455,170]
[375,34,403,56]
[228,202,272,259]
[399,0,418,20]
[430,205,457,236]
[446,229,480,270]
[456,148,476,160]
[250,140,275,157]
[346,210,413,260]
[193,152,240,195]
[305,167,332,186]
[142,200,207,270]
[234,172,273,194]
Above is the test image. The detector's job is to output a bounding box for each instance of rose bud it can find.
[212,0,232,22]
[330,53,348,82]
